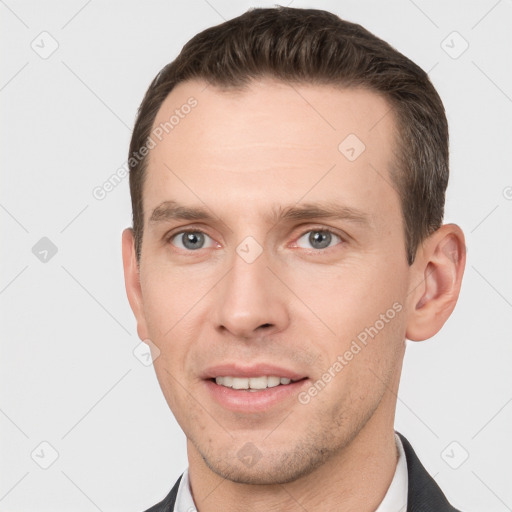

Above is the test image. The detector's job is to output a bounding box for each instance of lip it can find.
[201,363,306,381]
[200,363,309,413]
[203,377,309,413]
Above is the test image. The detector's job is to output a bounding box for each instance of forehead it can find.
[143,78,400,226]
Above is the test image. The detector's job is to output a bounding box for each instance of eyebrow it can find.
[148,199,371,227]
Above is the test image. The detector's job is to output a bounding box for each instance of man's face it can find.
[128,78,414,484]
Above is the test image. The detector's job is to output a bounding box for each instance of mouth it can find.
[210,375,306,392]
[201,364,310,412]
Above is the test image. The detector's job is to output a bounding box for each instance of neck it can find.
[186,386,400,512]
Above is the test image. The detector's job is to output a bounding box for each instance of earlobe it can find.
[406,224,466,341]
[121,228,149,341]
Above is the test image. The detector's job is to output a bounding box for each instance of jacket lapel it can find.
[397,432,461,512]
[143,474,181,511]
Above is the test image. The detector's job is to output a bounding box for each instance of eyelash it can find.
[166,227,345,253]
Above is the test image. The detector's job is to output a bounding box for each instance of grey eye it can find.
[296,230,341,250]
[171,231,214,251]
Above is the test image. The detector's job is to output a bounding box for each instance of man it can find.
[122,6,465,512]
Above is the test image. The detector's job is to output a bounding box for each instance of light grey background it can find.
[1,0,511,511]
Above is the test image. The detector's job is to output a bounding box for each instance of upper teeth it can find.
[215,376,293,390]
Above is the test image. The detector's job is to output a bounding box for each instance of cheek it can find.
[286,259,407,403]
[139,262,212,337]
[289,260,406,342]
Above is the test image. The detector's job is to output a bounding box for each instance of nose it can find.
[214,246,290,340]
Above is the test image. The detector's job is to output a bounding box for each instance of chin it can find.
[200,443,332,486]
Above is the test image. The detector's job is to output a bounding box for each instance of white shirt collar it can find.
[173,467,196,512]
[374,433,408,512]
[174,433,408,512]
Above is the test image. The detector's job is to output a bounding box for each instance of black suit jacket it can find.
[143,432,461,511]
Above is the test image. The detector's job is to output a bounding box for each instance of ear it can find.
[406,224,466,341]
[122,228,149,341]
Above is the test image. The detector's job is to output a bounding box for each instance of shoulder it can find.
[397,432,463,512]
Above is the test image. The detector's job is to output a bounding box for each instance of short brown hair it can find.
[128,6,448,264]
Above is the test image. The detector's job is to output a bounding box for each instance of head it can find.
[122,7,465,485]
